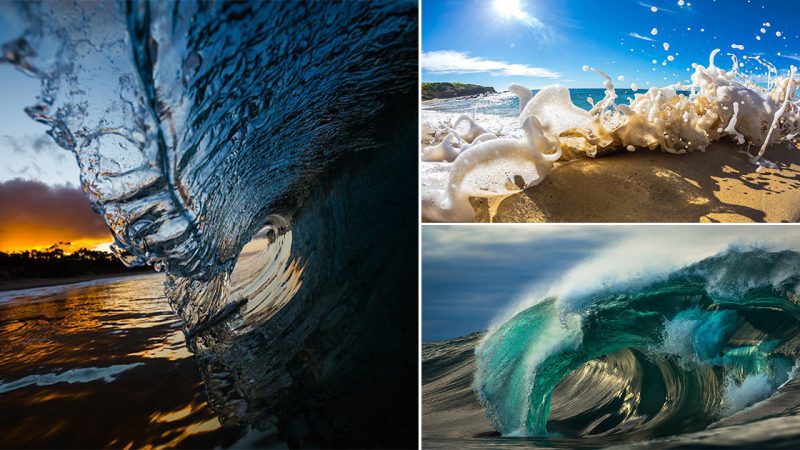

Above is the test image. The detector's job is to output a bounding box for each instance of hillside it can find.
[421,82,496,101]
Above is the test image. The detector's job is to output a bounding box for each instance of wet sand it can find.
[0,275,253,448]
[469,141,800,223]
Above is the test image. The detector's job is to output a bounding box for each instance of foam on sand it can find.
[421,50,800,222]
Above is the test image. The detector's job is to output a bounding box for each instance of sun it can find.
[493,0,527,20]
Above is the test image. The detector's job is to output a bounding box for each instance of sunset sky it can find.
[0,60,112,253]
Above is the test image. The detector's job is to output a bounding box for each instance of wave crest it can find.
[475,249,800,438]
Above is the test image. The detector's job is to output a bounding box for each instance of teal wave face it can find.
[475,249,800,439]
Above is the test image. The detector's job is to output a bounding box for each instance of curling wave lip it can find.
[475,248,800,438]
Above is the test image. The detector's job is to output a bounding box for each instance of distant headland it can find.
[421,82,496,101]
[0,243,153,291]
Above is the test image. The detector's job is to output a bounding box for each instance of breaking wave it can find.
[475,248,800,440]
[0,1,418,446]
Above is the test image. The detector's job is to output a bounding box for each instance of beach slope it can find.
[472,141,800,222]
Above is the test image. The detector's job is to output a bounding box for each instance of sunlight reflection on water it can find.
[0,274,246,448]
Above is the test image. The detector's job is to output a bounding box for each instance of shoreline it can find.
[421,135,800,223]
[421,92,502,105]
[0,270,155,292]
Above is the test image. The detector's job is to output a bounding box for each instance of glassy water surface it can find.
[0,274,250,448]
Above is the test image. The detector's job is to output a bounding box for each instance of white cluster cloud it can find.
[421,50,560,78]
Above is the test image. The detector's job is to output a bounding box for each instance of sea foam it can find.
[421,50,800,222]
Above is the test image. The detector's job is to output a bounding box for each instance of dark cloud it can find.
[0,179,110,250]
[1,133,77,186]
[1,134,62,156]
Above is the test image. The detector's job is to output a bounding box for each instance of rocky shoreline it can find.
[422,82,496,101]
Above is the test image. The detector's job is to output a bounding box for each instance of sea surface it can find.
[423,88,640,115]
[0,274,253,448]
[423,249,800,448]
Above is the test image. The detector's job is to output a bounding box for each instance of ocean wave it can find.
[421,50,800,222]
[475,248,800,439]
[1,0,418,445]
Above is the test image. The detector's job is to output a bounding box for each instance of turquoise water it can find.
[475,249,800,439]
[423,88,642,116]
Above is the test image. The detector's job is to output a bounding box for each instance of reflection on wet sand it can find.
[0,274,247,448]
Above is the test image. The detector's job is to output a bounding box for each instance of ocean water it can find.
[423,247,800,449]
[423,88,641,116]
[0,1,418,446]
[421,89,644,145]
[0,275,251,448]
[475,248,800,442]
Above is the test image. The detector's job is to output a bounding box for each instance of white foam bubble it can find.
[722,373,774,416]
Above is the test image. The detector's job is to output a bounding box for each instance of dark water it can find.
[0,275,249,448]
[0,1,419,446]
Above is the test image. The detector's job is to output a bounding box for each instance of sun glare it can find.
[493,0,527,20]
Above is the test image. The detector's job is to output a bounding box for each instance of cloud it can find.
[0,134,77,186]
[780,54,800,62]
[628,32,656,42]
[1,134,63,156]
[422,226,615,341]
[421,51,560,78]
[0,179,111,251]
[423,225,617,258]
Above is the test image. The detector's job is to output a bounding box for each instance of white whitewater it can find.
[421,50,800,222]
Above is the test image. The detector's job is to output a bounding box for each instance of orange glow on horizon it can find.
[0,225,113,254]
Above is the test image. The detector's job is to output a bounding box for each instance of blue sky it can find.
[422,0,800,90]
[0,6,80,187]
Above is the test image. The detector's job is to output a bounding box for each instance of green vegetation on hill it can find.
[421,82,496,101]
[0,244,152,282]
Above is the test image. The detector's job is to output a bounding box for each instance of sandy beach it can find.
[468,140,800,222]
